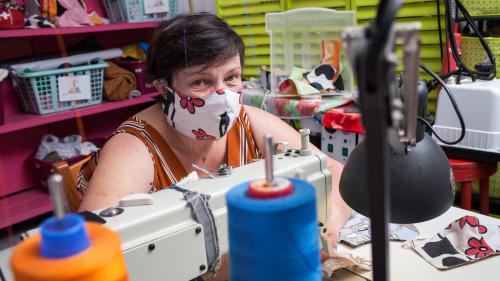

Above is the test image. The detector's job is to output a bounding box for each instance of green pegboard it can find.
[462,0,500,16]
[461,36,500,79]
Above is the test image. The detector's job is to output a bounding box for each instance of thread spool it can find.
[299,129,312,156]
[247,177,293,198]
[226,178,321,281]
[11,215,129,281]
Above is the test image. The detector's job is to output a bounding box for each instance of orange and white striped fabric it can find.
[78,107,261,193]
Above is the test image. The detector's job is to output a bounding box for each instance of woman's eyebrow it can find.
[226,67,241,74]
[185,71,211,76]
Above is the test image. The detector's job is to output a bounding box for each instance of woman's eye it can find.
[225,75,239,82]
[192,80,207,87]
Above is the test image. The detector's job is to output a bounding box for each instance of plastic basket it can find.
[11,60,108,115]
[265,8,356,94]
[461,36,500,79]
[103,0,179,23]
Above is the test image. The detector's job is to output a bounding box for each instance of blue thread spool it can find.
[226,177,321,281]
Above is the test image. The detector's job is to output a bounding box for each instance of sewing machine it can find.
[0,142,332,281]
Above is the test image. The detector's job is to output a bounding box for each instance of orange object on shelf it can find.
[11,222,129,281]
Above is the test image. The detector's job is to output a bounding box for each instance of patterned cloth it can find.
[77,106,262,192]
[339,212,420,248]
[404,215,500,269]
[244,90,350,118]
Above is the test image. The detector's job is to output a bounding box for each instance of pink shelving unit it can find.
[0,5,161,229]
[0,22,160,39]
[0,93,158,135]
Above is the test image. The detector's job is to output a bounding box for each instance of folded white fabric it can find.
[404,215,500,269]
[340,212,419,247]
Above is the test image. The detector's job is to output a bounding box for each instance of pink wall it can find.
[0,104,150,197]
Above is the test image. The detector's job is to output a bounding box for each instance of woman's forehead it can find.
[181,55,241,76]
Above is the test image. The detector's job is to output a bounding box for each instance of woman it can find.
[79,12,351,247]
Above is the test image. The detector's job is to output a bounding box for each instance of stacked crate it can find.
[352,0,445,113]
[217,0,285,79]
[218,0,445,112]
[285,0,350,10]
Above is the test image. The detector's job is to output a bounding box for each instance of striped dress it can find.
[78,107,262,193]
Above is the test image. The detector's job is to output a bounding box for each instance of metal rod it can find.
[264,134,274,186]
[47,174,68,219]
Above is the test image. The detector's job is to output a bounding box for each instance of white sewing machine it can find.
[0,144,332,281]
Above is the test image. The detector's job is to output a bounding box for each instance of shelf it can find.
[0,93,159,135]
[0,187,52,229]
[0,22,160,39]
[457,15,500,21]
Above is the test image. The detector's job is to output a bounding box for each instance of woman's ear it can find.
[153,79,168,93]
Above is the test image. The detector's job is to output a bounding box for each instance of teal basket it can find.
[12,60,108,115]
[103,0,179,23]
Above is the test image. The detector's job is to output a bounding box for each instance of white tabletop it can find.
[338,207,500,281]
[1,207,498,281]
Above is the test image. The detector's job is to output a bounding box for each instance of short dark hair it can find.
[146,13,245,84]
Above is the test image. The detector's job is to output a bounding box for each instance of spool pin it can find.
[248,134,294,199]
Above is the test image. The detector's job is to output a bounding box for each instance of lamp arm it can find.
[354,1,402,281]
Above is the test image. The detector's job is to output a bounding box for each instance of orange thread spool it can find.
[247,178,294,199]
[11,222,128,281]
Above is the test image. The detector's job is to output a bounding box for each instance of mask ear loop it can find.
[158,79,175,95]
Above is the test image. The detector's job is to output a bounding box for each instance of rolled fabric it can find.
[11,49,123,72]
[103,62,137,101]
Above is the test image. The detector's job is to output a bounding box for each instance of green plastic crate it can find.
[285,0,350,10]
[354,1,444,20]
[218,0,284,79]
[358,16,445,31]
[219,2,283,17]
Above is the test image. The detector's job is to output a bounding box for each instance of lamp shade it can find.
[339,134,455,224]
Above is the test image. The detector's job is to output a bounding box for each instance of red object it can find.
[441,23,461,74]
[113,59,156,95]
[449,159,498,215]
[0,9,24,29]
[247,178,294,199]
[0,76,8,125]
[322,102,365,134]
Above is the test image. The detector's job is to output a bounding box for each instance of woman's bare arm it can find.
[79,133,155,211]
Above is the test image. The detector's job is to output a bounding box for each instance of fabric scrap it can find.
[403,215,500,270]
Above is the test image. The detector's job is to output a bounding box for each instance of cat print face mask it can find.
[161,87,242,141]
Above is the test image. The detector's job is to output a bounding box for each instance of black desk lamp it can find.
[338,0,454,280]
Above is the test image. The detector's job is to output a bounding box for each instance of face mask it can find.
[161,87,243,141]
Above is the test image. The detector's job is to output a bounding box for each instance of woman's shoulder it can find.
[242,104,267,120]
[103,103,164,159]
[127,103,170,138]
[243,105,282,127]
